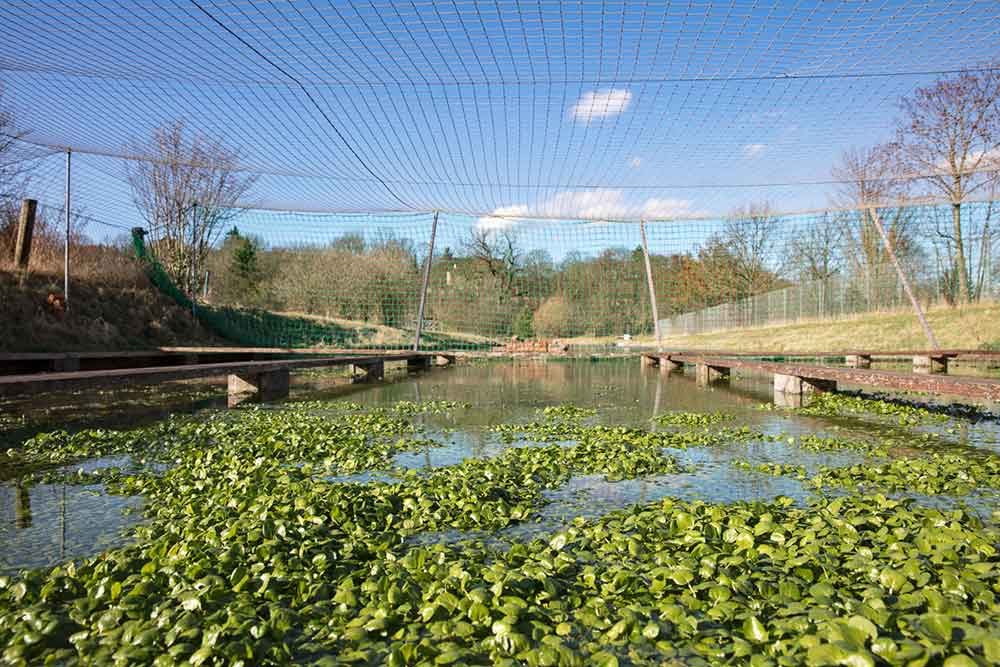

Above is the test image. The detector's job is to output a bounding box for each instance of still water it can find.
[2,357,998,574]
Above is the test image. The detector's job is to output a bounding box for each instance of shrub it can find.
[532,296,573,337]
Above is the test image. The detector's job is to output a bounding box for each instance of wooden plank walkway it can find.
[0,347,404,375]
[0,353,451,399]
[659,348,1000,360]
[643,352,1000,401]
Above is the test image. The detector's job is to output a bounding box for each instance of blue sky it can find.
[2,0,1000,250]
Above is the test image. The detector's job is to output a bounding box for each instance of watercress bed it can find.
[0,398,998,666]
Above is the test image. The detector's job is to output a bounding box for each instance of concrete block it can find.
[407,356,432,372]
[845,354,871,369]
[52,356,80,373]
[352,361,385,383]
[913,355,948,374]
[774,373,837,396]
[228,368,290,407]
[696,363,730,385]
[660,358,684,373]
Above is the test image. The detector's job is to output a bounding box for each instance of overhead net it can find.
[1,2,998,351]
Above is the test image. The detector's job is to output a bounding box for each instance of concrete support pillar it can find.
[660,357,684,374]
[352,361,384,383]
[228,368,290,407]
[434,354,453,366]
[773,391,804,409]
[407,356,432,372]
[845,354,871,369]
[773,373,837,396]
[641,355,658,368]
[696,363,730,386]
[52,356,81,373]
[913,355,948,374]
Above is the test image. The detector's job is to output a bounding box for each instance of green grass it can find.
[662,301,1000,352]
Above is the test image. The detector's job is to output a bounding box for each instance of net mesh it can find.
[113,201,996,351]
[1,2,999,352]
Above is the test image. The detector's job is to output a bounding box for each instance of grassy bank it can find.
[564,302,1000,352]
[0,265,220,353]
[664,302,1000,352]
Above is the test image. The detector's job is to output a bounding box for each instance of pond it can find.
[1,358,999,665]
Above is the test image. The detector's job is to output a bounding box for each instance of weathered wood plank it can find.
[646,353,1000,401]
[0,353,436,397]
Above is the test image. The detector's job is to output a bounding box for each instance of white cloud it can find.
[475,204,530,232]
[571,89,632,122]
[742,143,767,158]
[476,190,696,229]
[630,157,642,168]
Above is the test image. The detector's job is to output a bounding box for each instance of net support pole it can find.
[64,150,71,310]
[639,219,663,351]
[413,210,439,352]
[868,206,939,350]
[190,202,198,317]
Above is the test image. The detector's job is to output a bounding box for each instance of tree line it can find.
[2,68,998,336]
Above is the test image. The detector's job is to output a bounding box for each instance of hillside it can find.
[0,266,220,353]
[660,301,1000,352]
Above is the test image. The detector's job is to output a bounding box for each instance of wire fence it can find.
[110,200,1000,350]
[657,263,978,336]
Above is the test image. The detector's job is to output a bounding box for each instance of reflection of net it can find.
[116,201,999,351]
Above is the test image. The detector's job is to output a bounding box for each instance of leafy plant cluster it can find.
[798,394,948,426]
[734,452,1000,497]
[652,412,733,428]
[1,402,999,665]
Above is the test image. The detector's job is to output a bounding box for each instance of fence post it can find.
[13,198,37,280]
[190,202,198,317]
[868,207,939,349]
[413,210,439,352]
[64,150,71,310]
[639,219,662,350]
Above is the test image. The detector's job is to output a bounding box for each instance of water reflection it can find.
[2,357,999,573]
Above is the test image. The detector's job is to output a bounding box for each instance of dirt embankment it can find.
[1,250,219,352]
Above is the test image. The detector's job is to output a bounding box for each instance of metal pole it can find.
[190,202,197,317]
[64,150,71,310]
[868,207,939,349]
[639,219,663,350]
[413,210,439,352]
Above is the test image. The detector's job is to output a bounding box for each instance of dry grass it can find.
[0,246,221,352]
[658,301,1000,352]
[269,310,494,347]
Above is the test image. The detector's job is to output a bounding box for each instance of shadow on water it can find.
[2,357,999,572]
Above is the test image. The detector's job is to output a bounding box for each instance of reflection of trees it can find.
[14,481,31,529]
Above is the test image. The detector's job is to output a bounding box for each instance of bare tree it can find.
[831,146,919,306]
[1,85,32,214]
[892,68,1000,302]
[464,226,523,299]
[126,120,257,293]
[723,202,781,297]
[787,212,843,281]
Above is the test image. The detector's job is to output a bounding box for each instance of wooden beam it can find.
[661,354,1000,401]
[0,353,430,397]
[13,198,37,271]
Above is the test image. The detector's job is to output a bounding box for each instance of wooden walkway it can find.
[653,348,1000,374]
[0,352,452,403]
[642,352,1000,402]
[0,347,406,375]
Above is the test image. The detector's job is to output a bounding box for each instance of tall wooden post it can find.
[639,219,662,350]
[64,150,71,310]
[413,211,438,352]
[13,198,37,280]
[868,207,939,349]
